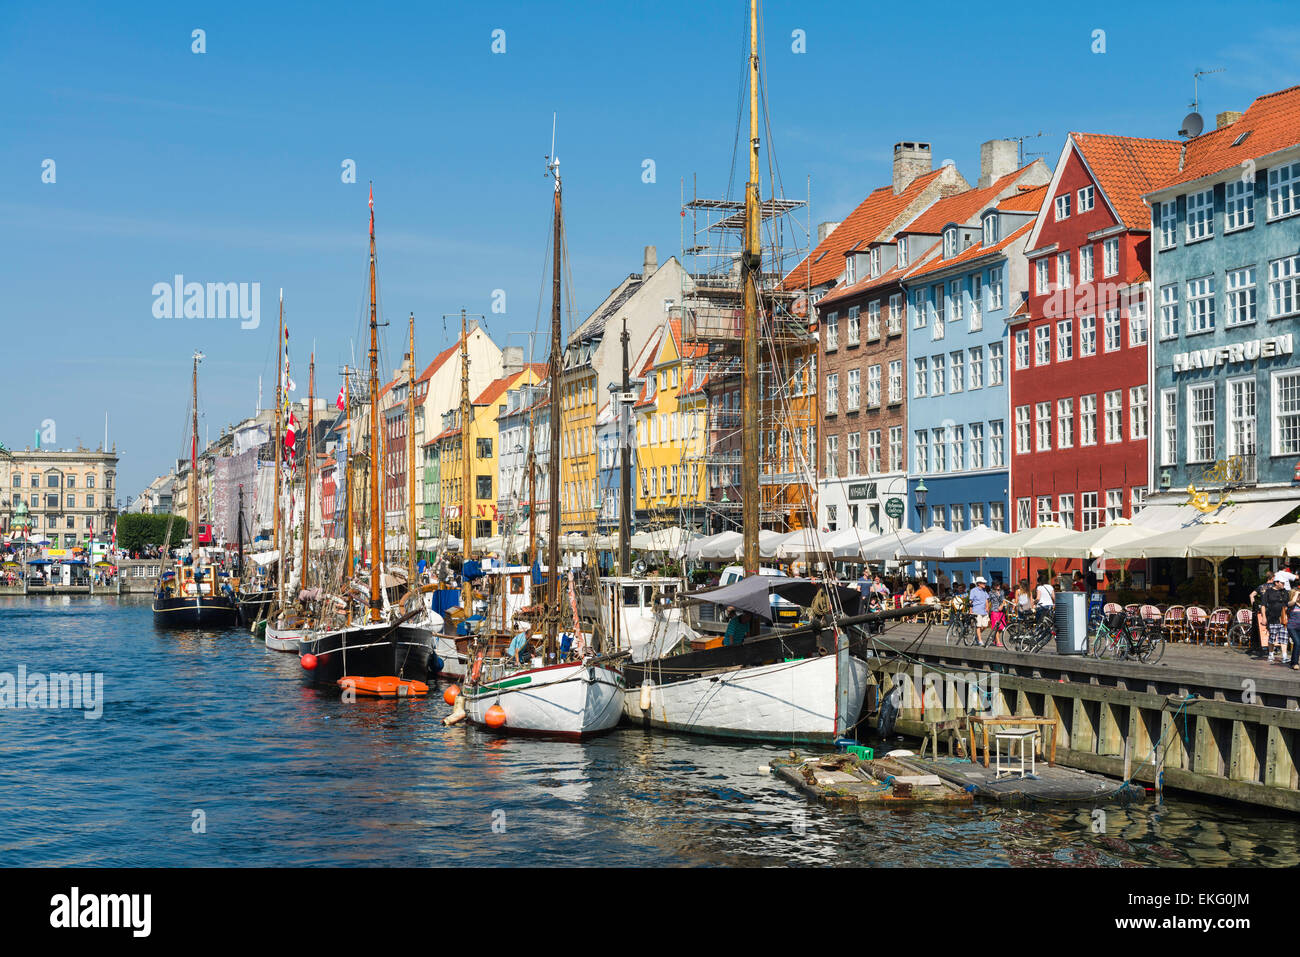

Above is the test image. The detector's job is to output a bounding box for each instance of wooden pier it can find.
[769,752,974,807]
[861,624,1300,813]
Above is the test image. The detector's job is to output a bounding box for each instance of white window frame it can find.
[1035,325,1051,366]
[1014,329,1030,370]
[1225,178,1254,232]
[1102,237,1119,277]
[1158,199,1177,249]
[1269,254,1300,318]
[1035,402,1052,451]
[968,346,984,390]
[1080,394,1098,446]
[1272,370,1300,456]
[1056,319,1074,362]
[1015,405,1031,455]
[1130,385,1148,441]
[1226,266,1257,327]
[826,373,838,414]
[1104,389,1123,444]
[1057,397,1074,449]
[1185,188,1214,243]
[989,341,1005,385]
[1054,194,1071,221]
[1160,388,1178,466]
[1268,161,1300,221]
[1079,314,1096,356]
[1186,276,1216,334]
[1187,383,1215,464]
[1159,283,1179,339]
[847,306,861,346]
[1079,244,1094,283]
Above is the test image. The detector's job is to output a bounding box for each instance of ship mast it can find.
[342,365,354,597]
[545,151,563,663]
[458,308,473,611]
[741,0,761,576]
[367,184,382,623]
[190,350,203,567]
[303,353,314,597]
[274,293,283,608]
[407,314,418,607]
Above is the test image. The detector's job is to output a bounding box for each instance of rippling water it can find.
[0,595,1295,867]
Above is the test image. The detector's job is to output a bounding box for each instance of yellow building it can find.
[633,318,706,526]
[559,342,599,534]
[435,365,545,543]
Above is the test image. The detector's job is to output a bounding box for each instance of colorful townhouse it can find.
[1145,85,1300,528]
[902,169,1051,584]
[1010,131,1181,583]
[787,141,967,536]
[495,377,550,543]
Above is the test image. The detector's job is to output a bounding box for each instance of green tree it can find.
[116,514,189,553]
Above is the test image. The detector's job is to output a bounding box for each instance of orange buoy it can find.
[301,653,318,670]
[339,676,429,698]
[484,704,507,728]
[443,683,460,706]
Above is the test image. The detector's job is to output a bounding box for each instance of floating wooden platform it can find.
[892,755,1147,806]
[769,752,974,807]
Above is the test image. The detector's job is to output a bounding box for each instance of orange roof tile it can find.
[1148,85,1300,194]
[902,221,1033,283]
[903,164,1039,235]
[996,183,1048,212]
[1069,132,1183,228]
[783,167,952,290]
[472,363,547,407]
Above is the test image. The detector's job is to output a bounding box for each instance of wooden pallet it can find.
[769,752,974,807]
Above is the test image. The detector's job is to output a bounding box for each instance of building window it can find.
[1186,276,1216,333]
[1103,309,1121,352]
[1037,496,1053,527]
[913,290,927,329]
[1079,245,1094,283]
[846,368,860,410]
[889,426,902,473]
[1105,489,1124,525]
[1158,200,1177,249]
[1161,388,1178,466]
[826,504,837,532]
[1267,161,1300,220]
[847,306,861,346]
[1056,320,1073,361]
[867,430,881,474]
[1015,405,1031,454]
[867,365,881,407]
[913,358,928,398]
[1188,384,1215,463]
[1269,255,1299,318]
[1035,258,1050,295]
[1185,189,1214,242]
[949,351,964,393]
[931,354,945,396]
[990,501,1005,532]
[968,346,984,390]
[887,294,903,334]
[970,274,983,331]
[847,432,860,475]
[1159,283,1180,339]
[1080,394,1098,446]
[1078,185,1095,212]
[1103,390,1123,443]
[866,301,880,340]
[950,280,963,323]
[1227,378,1256,459]
[1059,494,1075,530]
[1079,315,1096,356]
[1035,325,1051,366]
[932,428,946,472]
[888,360,902,404]
[826,373,838,414]
[1129,295,1148,345]
[845,255,856,285]
[1103,237,1119,277]
[1225,179,1254,231]
[951,505,966,533]
[989,420,1004,467]
[943,227,958,258]
[1057,397,1074,449]
[1082,492,1100,531]
[933,284,945,339]
[970,423,984,469]
[1057,251,1071,289]
[1015,329,1030,369]
[1273,372,1300,455]
[897,237,908,268]
[1016,497,1032,531]
[1035,402,1052,451]
[971,502,985,528]
[825,435,838,478]
[989,342,1004,385]
[951,425,964,471]
[825,313,839,351]
[1130,385,1149,440]
[914,431,928,474]
[1054,194,1071,221]
[1226,267,1257,326]
[988,267,1004,310]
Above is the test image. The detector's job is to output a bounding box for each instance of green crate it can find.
[846,745,873,761]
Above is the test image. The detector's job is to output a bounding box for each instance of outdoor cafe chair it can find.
[1163,604,1187,643]
[1103,602,1124,617]
[1206,607,1233,645]
[1139,604,1163,623]
[1185,605,1209,644]
[1125,603,1142,618]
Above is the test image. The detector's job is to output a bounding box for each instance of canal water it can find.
[1,595,1295,867]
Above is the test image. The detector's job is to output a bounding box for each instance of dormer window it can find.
[982,212,998,246]
[943,227,957,259]
[870,247,880,278]
[845,254,856,284]
[897,237,908,268]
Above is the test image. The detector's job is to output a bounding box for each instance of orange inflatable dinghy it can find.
[338,676,429,698]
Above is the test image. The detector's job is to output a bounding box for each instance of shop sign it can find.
[1172,334,1293,373]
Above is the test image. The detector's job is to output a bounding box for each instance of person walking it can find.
[1034,570,1055,630]
[969,576,991,646]
[1261,577,1289,663]
[1288,586,1300,671]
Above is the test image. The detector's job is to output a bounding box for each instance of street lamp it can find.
[914,479,928,526]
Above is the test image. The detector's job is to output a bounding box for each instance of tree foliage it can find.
[115,513,189,552]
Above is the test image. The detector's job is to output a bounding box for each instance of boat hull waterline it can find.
[464,662,624,739]
[152,596,240,629]
[299,623,435,688]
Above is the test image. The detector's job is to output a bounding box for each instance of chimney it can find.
[642,245,658,278]
[502,346,524,377]
[817,221,840,243]
[979,138,1020,189]
[1216,110,1243,130]
[892,141,932,195]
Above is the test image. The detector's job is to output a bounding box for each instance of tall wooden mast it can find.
[303,353,314,595]
[367,184,382,622]
[274,293,283,601]
[407,314,418,604]
[458,308,473,611]
[342,365,354,588]
[545,152,563,660]
[740,0,762,576]
[190,350,202,562]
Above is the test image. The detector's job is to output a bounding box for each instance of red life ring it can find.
[470,650,484,683]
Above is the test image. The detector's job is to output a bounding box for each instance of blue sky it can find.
[2,0,1297,498]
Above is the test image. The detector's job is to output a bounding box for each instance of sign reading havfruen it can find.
[1172,334,1293,373]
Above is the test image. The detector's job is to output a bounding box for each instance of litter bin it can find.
[1054,591,1088,655]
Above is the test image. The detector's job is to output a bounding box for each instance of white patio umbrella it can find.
[696,531,743,561]
[775,528,833,560]
[1188,522,1300,559]
[1108,517,1240,605]
[953,522,1067,559]
[630,526,688,553]
[1030,518,1146,560]
[858,528,924,563]
[895,525,963,561]
[757,529,789,560]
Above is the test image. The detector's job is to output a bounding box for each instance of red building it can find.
[1010,133,1182,582]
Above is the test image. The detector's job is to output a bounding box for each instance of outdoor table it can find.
[969,716,1059,768]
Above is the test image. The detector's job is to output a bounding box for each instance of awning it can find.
[1189,522,1300,558]
[1131,499,1298,532]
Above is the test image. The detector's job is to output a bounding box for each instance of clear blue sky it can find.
[2,0,1296,499]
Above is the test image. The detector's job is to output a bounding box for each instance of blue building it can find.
[1146,87,1300,521]
[901,172,1049,586]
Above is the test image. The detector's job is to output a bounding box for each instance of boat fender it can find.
[301,653,318,671]
[443,683,460,706]
[443,710,466,726]
[876,685,901,738]
[639,679,653,711]
[484,704,507,728]
[428,653,444,675]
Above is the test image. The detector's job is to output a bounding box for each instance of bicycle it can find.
[1092,613,1165,663]
[1008,611,1054,653]
[946,609,975,646]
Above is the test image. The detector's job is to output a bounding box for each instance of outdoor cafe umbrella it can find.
[1107,517,1240,605]
[857,528,924,563]
[775,528,833,561]
[696,531,743,561]
[896,526,966,561]
[1187,522,1300,559]
[953,522,1069,559]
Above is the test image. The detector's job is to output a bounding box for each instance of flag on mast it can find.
[336,382,346,411]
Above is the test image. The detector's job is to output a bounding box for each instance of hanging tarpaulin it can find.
[567,568,585,657]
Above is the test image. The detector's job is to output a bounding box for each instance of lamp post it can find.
[914,479,928,527]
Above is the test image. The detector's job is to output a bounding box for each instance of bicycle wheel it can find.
[945,615,962,645]
[1138,630,1165,664]
[1225,623,1250,652]
[1091,624,1114,659]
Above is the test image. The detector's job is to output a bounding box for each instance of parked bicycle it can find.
[1007,611,1055,653]
[1091,612,1165,663]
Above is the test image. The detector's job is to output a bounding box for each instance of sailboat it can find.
[619,0,873,744]
[458,141,625,738]
[152,351,240,628]
[298,187,436,689]
[266,350,317,652]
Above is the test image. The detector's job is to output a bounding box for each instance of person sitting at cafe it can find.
[913,578,935,605]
